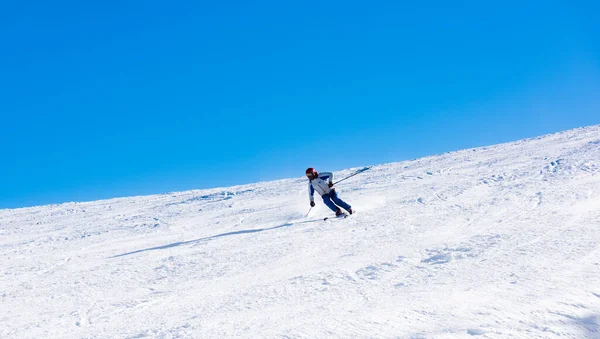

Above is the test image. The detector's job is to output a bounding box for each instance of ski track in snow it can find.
[1,125,600,338]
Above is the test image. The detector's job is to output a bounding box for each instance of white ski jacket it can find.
[308,172,334,202]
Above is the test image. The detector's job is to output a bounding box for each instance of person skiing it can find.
[306,167,354,217]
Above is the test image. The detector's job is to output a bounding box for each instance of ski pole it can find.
[332,166,371,186]
[305,207,313,217]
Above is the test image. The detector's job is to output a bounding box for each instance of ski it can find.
[324,213,350,221]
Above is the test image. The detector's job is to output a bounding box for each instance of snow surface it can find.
[1,125,600,338]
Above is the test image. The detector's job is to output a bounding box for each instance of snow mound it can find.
[1,125,600,338]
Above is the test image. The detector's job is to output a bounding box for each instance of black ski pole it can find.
[305,206,313,217]
[332,166,371,186]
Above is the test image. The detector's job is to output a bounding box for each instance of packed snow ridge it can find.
[1,125,600,338]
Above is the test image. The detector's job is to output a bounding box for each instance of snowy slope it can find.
[1,125,600,339]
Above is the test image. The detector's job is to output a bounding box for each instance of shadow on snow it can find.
[110,218,323,258]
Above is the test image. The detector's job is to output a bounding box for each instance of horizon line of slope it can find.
[2,123,599,212]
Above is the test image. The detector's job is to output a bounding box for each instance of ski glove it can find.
[328,182,333,188]
[310,201,315,207]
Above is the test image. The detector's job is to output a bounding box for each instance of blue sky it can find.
[1,1,599,209]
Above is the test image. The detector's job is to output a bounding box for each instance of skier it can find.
[306,167,354,217]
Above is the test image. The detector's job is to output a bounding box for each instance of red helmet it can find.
[305,167,318,178]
